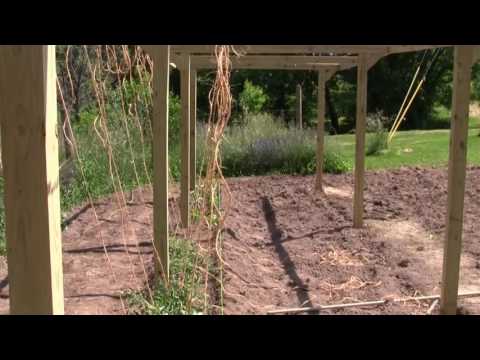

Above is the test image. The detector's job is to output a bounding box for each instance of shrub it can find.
[323,149,351,174]
[239,80,269,117]
[365,111,390,156]
[472,63,480,102]
[366,130,389,156]
[366,111,390,133]
[196,113,350,177]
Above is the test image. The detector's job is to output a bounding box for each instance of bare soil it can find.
[0,187,183,315]
[1,167,480,315]
[221,167,480,315]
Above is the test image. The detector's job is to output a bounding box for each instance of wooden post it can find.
[353,54,368,228]
[180,55,191,228]
[440,46,474,315]
[190,67,197,191]
[0,45,64,314]
[0,127,3,177]
[316,71,327,191]
[150,46,171,280]
[296,84,303,129]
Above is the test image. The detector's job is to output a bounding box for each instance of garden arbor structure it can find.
[0,44,479,315]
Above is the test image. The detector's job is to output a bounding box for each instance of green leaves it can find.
[127,238,208,315]
[239,80,269,116]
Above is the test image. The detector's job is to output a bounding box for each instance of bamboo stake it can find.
[266,291,480,315]
[388,78,425,144]
[388,65,422,140]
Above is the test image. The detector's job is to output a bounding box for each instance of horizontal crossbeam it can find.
[170,45,451,56]
[175,55,354,71]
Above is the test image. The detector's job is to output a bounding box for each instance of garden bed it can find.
[2,167,480,315]
[221,167,480,314]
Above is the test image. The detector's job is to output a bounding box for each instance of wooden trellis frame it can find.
[0,44,478,315]
[172,52,386,226]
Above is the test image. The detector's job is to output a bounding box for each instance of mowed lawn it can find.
[328,117,480,170]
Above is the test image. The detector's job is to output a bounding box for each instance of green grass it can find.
[127,237,209,315]
[330,116,480,171]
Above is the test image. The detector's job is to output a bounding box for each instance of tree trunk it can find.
[296,84,303,129]
[326,86,340,134]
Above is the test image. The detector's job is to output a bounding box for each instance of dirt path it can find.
[222,168,480,315]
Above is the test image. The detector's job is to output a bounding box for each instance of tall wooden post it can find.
[353,55,368,228]
[296,84,303,129]
[440,46,474,315]
[316,71,327,191]
[150,46,171,280]
[0,127,3,177]
[0,45,64,314]
[190,66,197,192]
[180,55,191,228]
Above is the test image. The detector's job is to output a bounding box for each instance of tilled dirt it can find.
[1,167,480,315]
[0,187,184,315]
[221,167,480,315]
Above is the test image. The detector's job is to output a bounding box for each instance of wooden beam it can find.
[180,54,191,228]
[367,54,384,69]
[440,45,475,315]
[149,45,171,280]
[187,59,349,71]
[190,66,197,191]
[474,45,480,63]
[0,45,64,314]
[183,55,357,69]
[315,71,327,191]
[171,45,450,56]
[353,54,368,229]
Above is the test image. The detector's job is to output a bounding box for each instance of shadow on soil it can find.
[261,196,318,314]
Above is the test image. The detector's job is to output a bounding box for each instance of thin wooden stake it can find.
[316,71,326,191]
[296,84,303,129]
[353,54,368,228]
[180,54,191,228]
[267,291,480,315]
[190,67,197,191]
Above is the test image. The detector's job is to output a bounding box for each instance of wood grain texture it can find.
[353,55,368,229]
[0,45,64,314]
[440,46,475,315]
[149,45,171,280]
[190,67,197,191]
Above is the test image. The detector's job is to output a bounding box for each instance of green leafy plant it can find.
[239,80,269,117]
[323,149,351,174]
[127,237,208,315]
